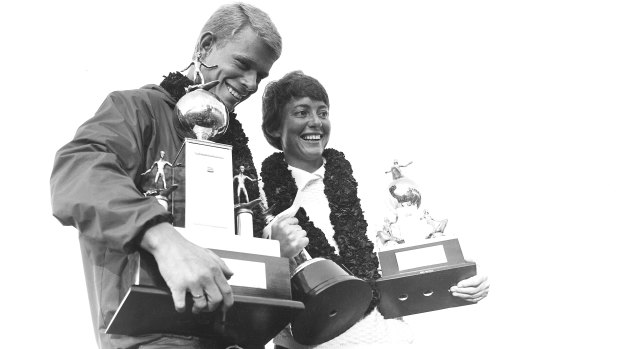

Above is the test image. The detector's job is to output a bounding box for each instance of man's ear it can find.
[197,31,216,57]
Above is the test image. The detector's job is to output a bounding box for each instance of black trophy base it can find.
[376,262,477,318]
[290,258,372,345]
[106,285,305,347]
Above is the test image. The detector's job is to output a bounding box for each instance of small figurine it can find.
[385,159,421,209]
[180,52,217,88]
[385,159,413,180]
[233,165,259,203]
[376,217,405,246]
[141,151,173,189]
[180,52,217,85]
[421,209,448,239]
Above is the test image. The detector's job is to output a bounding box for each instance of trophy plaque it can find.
[106,87,304,346]
[376,237,476,318]
[171,138,235,235]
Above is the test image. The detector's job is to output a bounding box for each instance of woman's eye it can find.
[319,111,329,119]
[294,110,308,117]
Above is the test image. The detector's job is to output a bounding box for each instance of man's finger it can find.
[217,257,234,280]
[171,288,187,313]
[202,276,229,313]
[190,288,208,314]
[214,271,235,312]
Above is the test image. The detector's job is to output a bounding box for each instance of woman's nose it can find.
[308,112,322,127]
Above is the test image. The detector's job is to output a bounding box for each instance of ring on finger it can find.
[192,294,204,299]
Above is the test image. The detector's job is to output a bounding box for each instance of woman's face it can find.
[275,96,331,172]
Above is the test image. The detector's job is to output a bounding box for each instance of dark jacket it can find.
[51,85,198,348]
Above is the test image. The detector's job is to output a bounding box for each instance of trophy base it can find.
[291,258,372,345]
[376,262,476,318]
[106,285,304,347]
[106,246,305,346]
[376,237,477,318]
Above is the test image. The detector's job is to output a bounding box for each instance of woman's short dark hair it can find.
[262,71,330,150]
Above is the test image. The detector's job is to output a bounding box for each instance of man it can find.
[50,3,281,348]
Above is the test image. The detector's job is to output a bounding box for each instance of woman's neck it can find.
[284,155,324,173]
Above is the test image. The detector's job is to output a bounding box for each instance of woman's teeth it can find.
[302,134,321,141]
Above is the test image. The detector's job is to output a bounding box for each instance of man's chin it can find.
[220,95,241,111]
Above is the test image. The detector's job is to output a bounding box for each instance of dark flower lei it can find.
[260,148,380,313]
[160,72,265,235]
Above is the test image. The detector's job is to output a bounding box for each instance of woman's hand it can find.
[450,274,490,303]
[269,207,309,258]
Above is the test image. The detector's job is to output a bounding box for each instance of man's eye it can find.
[319,111,329,119]
[236,60,249,70]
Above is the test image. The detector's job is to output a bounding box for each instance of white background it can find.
[1,0,618,348]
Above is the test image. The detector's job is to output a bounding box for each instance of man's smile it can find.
[226,82,247,101]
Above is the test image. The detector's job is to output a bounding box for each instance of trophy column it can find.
[171,138,235,235]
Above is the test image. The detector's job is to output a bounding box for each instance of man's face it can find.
[201,27,278,111]
[275,97,330,171]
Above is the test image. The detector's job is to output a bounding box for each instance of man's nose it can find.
[241,71,258,93]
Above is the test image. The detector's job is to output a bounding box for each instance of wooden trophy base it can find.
[376,237,477,318]
[106,285,304,347]
[106,235,305,347]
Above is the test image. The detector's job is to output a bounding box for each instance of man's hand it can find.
[450,274,490,303]
[269,207,309,258]
[140,222,234,314]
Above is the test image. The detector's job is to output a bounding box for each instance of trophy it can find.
[106,83,304,347]
[375,159,477,318]
[288,248,372,345]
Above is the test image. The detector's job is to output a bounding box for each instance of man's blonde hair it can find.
[196,2,282,58]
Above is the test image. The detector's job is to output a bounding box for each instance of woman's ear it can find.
[267,128,282,138]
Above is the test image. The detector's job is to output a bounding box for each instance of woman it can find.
[260,71,489,348]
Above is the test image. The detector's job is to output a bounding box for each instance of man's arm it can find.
[51,91,170,252]
[50,91,234,312]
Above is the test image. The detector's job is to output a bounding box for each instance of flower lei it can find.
[160,72,265,235]
[260,148,380,313]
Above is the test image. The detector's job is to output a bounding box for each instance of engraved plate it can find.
[172,139,234,235]
[395,244,448,271]
[222,258,267,289]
